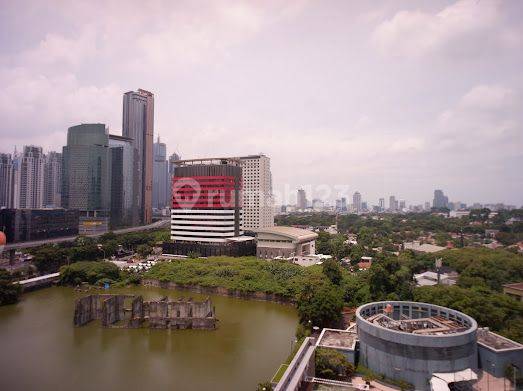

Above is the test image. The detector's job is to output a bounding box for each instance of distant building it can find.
[43,151,62,208]
[109,134,134,228]
[18,146,45,209]
[168,152,181,206]
[341,197,347,212]
[239,154,274,230]
[122,89,154,225]
[389,195,398,211]
[403,241,445,253]
[414,271,457,286]
[0,153,15,208]
[62,124,111,235]
[152,136,169,210]
[0,208,79,243]
[503,282,523,302]
[256,226,317,259]
[399,200,406,210]
[297,189,307,210]
[353,191,362,213]
[433,189,449,209]
[378,198,385,211]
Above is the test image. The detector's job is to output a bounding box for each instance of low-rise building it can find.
[403,241,445,253]
[503,282,523,302]
[413,271,457,287]
[256,226,317,259]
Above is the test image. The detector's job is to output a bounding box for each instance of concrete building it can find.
[109,135,134,228]
[0,153,15,208]
[414,271,457,286]
[379,198,385,211]
[152,136,169,210]
[18,146,45,209]
[238,154,274,230]
[433,189,449,209]
[122,89,154,225]
[297,189,307,210]
[353,191,362,213]
[256,226,317,259]
[43,151,62,208]
[164,157,254,257]
[168,152,181,207]
[62,124,111,235]
[357,301,478,390]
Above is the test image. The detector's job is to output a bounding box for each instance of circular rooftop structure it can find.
[356,301,478,391]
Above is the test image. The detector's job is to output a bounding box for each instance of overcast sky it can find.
[1,0,522,206]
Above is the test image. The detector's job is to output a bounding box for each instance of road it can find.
[3,219,170,251]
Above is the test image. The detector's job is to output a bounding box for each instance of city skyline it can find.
[1,1,523,206]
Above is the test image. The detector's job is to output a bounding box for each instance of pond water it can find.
[0,286,298,391]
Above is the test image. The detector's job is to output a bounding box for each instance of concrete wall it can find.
[478,344,523,378]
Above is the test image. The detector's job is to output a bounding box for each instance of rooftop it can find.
[317,329,357,350]
[477,328,523,351]
[503,282,523,291]
[256,226,318,242]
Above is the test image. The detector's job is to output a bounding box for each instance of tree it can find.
[323,259,342,285]
[0,270,21,306]
[60,261,120,285]
[315,348,355,380]
[136,244,153,258]
[187,251,200,259]
[297,277,344,328]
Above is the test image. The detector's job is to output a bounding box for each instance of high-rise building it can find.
[379,198,385,211]
[122,89,154,225]
[389,195,397,211]
[168,152,181,207]
[109,134,134,228]
[341,197,347,212]
[297,189,307,210]
[19,146,45,209]
[153,136,169,210]
[399,200,406,210]
[433,190,449,209]
[239,154,274,230]
[353,191,362,213]
[43,151,62,208]
[62,124,111,234]
[0,153,14,208]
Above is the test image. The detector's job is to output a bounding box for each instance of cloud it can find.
[372,0,519,59]
[0,68,121,140]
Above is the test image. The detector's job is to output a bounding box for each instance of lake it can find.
[0,286,298,391]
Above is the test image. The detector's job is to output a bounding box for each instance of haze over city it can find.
[1,0,522,205]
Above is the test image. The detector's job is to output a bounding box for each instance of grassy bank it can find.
[144,257,322,300]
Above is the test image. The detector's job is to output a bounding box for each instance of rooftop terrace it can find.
[317,329,357,350]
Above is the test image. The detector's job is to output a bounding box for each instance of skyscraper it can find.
[62,124,111,233]
[0,154,14,208]
[239,154,274,230]
[379,198,385,211]
[43,151,62,208]
[153,136,169,210]
[122,89,154,225]
[297,189,307,210]
[19,146,45,209]
[433,190,449,209]
[353,191,362,213]
[389,195,397,211]
[169,152,181,208]
[109,134,134,228]
[341,197,347,212]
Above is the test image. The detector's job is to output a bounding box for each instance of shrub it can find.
[60,261,120,285]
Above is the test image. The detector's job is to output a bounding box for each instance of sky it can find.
[1,0,522,206]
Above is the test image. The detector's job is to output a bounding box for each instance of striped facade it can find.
[170,163,243,243]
